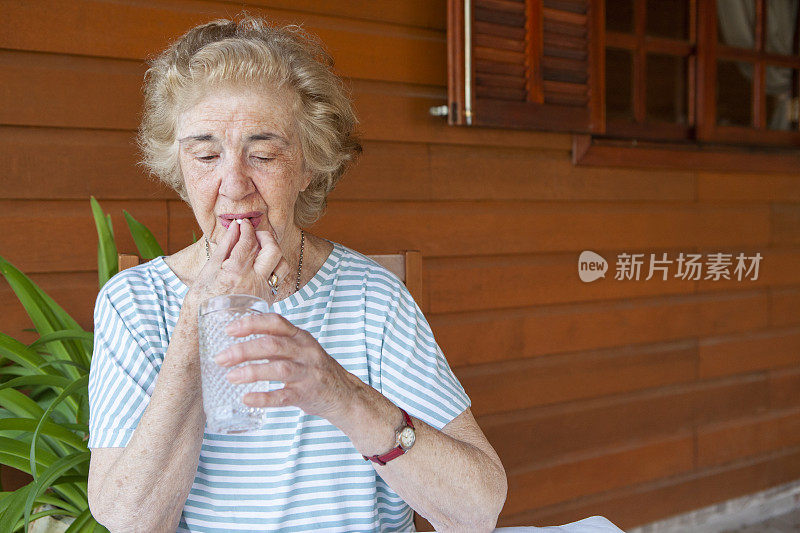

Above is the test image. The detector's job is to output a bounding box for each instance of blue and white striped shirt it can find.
[88,240,471,532]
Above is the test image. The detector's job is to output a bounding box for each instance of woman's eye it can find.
[251,156,274,162]
[197,155,218,162]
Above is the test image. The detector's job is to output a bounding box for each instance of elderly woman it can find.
[86,14,507,533]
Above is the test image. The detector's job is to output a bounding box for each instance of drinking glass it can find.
[198,294,272,433]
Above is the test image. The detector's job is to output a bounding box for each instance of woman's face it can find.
[176,83,311,247]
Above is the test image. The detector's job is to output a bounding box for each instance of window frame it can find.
[447,0,800,170]
[696,0,800,146]
[603,0,698,142]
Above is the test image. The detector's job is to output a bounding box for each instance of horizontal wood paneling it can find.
[0,200,168,273]
[1,0,446,86]
[2,1,799,529]
[769,369,800,410]
[498,447,800,530]
[697,408,800,468]
[772,204,800,246]
[428,144,695,202]
[699,327,800,378]
[770,287,800,327]
[697,172,800,202]
[432,291,769,367]
[482,374,768,473]
[316,202,770,260]
[427,248,695,311]
[459,341,697,415]
[504,435,695,513]
[0,126,174,200]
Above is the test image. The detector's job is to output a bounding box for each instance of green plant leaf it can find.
[123,210,164,260]
[35,359,89,374]
[31,375,89,478]
[11,505,82,532]
[0,375,74,395]
[25,388,78,430]
[37,496,81,516]
[0,375,80,443]
[57,422,89,434]
[29,330,93,355]
[0,483,32,533]
[49,480,89,513]
[0,334,47,372]
[0,437,58,472]
[90,197,117,290]
[192,230,198,243]
[76,393,90,427]
[0,490,80,516]
[0,366,36,379]
[0,341,81,416]
[0,418,85,450]
[18,451,90,532]
[0,257,88,376]
[0,389,44,420]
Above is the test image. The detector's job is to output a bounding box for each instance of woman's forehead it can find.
[177,84,298,139]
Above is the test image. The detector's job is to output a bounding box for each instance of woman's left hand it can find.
[213,312,359,421]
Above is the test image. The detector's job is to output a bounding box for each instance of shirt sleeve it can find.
[87,275,160,448]
[378,281,471,431]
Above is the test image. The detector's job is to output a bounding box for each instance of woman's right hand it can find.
[184,218,295,309]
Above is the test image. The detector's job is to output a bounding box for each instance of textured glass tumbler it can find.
[198,294,271,433]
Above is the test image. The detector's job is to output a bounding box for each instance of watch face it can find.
[399,427,415,448]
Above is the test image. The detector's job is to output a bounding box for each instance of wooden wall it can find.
[2,1,800,530]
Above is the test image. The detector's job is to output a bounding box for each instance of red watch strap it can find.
[365,445,405,466]
[362,408,414,465]
[403,408,415,429]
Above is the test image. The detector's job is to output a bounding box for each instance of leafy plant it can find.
[0,196,164,532]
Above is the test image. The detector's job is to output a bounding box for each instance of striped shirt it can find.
[88,239,471,532]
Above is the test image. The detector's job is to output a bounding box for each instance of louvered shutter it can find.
[447,0,604,132]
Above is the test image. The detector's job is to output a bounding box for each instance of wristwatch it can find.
[362,407,416,465]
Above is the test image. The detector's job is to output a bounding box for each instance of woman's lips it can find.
[219,215,262,229]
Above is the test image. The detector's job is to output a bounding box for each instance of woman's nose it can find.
[218,153,255,198]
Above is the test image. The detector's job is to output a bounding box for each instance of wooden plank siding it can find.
[1,1,799,530]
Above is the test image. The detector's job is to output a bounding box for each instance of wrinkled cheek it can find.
[184,177,221,233]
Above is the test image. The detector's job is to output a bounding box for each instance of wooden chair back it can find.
[117,249,423,303]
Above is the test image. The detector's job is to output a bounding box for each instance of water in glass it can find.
[199,294,272,433]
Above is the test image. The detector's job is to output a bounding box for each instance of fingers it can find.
[226,360,297,385]
[208,219,240,266]
[227,219,260,268]
[214,334,291,367]
[243,388,293,408]
[225,312,302,338]
[254,227,292,283]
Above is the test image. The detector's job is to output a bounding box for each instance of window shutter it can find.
[447,0,604,133]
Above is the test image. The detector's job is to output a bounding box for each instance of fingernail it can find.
[227,369,244,383]
[214,351,230,366]
[225,321,240,335]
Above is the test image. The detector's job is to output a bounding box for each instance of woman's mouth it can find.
[219,215,262,229]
